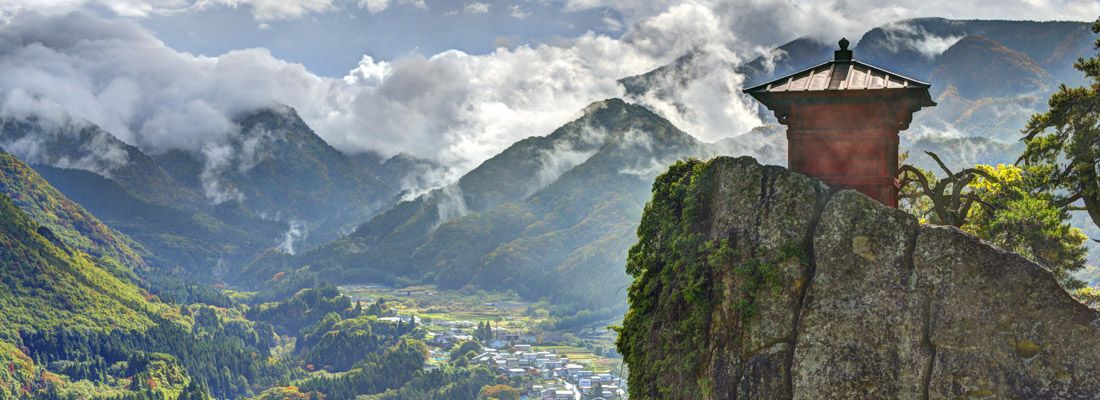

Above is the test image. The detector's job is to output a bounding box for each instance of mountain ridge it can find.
[3,105,435,279]
[244,98,717,316]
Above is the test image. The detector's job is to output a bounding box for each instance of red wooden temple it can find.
[744,38,935,207]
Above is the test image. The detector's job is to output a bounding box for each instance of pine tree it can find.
[1020,17,1100,230]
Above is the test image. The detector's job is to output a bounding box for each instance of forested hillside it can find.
[0,152,293,399]
[153,107,400,246]
[245,99,733,321]
[0,150,503,399]
[1,107,429,282]
[0,151,148,276]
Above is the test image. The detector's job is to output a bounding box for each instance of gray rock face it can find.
[703,157,828,399]
[620,156,1100,399]
[793,191,928,399]
[915,226,1100,399]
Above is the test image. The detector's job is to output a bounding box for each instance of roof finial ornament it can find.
[835,37,853,61]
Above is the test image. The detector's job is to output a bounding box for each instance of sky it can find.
[0,0,1096,190]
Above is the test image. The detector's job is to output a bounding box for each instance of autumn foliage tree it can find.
[900,157,1088,289]
[479,384,520,400]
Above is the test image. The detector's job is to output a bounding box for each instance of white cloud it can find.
[2,0,1098,194]
[278,219,307,254]
[434,184,469,226]
[0,11,671,187]
[0,0,337,21]
[464,2,490,14]
[566,0,1099,54]
[199,141,244,203]
[602,14,622,32]
[509,5,530,19]
[358,0,390,13]
[192,0,335,20]
[878,21,965,58]
[356,0,426,14]
[319,36,658,171]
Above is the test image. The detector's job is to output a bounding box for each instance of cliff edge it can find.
[616,156,1100,399]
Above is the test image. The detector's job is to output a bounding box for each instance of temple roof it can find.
[744,38,935,107]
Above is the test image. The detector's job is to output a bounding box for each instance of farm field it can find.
[339,283,549,332]
[338,284,622,372]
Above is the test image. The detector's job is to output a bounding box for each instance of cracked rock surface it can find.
[624,156,1100,399]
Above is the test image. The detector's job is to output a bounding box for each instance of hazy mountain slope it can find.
[452,100,653,212]
[855,18,1094,86]
[621,51,737,108]
[34,164,285,279]
[931,35,1052,99]
[155,106,397,246]
[0,117,203,209]
[425,100,703,308]
[738,38,836,88]
[4,105,415,278]
[909,35,1054,141]
[248,99,716,315]
[351,151,442,202]
[710,124,788,166]
[854,19,1090,141]
[0,150,147,277]
[620,39,834,125]
[625,38,835,98]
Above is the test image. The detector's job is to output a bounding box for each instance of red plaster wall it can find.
[786,102,902,207]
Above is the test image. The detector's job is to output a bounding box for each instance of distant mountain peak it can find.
[931,35,1051,99]
[572,98,687,138]
[234,104,310,133]
[579,97,624,115]
[453,98,695,211]
[0,115,205,208]
[251,98,713,308]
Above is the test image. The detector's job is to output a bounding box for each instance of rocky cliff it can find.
[616,156,1100,399]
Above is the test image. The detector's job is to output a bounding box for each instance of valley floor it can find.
[339,284,627,399]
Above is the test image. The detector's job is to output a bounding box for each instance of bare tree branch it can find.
[898,152,1004,228]
[925,151,954,177]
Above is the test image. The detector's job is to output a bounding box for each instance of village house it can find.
[539,388,574,400]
